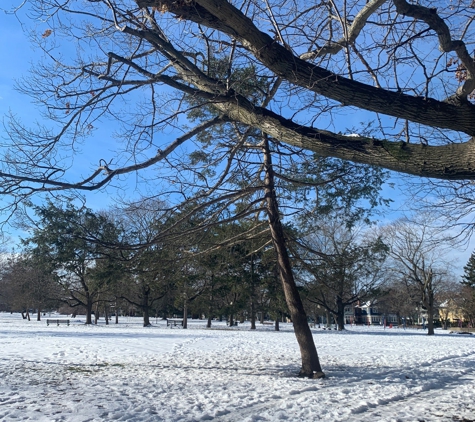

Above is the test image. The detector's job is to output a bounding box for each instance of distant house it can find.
[439,299,465,328]
[344,302,398,325]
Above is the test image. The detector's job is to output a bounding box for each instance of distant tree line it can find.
[2,200,474,336]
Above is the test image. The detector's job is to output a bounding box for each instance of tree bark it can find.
[336,297,345,331]
[138,0,475,137]
[250,253,256,330]
[183,297,188,329]
[325,309,332,329]
[206,293,212,328]
[85,294,93,325]
[142,286,151,327]
[263,137,324,378]
[94,300,100,324]
[206,275,214,328]
[423,270,435,335]
[427,290,435,335]
[250,303,256,329]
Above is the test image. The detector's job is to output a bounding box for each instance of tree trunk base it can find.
[299,369,326,379]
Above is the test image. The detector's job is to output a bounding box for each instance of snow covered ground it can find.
[1,313,474,422]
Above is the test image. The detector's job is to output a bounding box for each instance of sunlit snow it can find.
[1,313,474,421]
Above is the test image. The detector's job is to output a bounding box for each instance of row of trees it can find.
[2,200,474,337]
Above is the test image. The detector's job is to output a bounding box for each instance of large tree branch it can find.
[300,0,387,60]
[393,0,475,104]
[136,0,475,136]
[210,92,475,180]
[0,116,225,193]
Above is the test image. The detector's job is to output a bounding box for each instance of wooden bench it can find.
[46,319,70,326]
[166,318,183,327]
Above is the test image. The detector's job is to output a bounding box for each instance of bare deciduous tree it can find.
[383,217,455,335]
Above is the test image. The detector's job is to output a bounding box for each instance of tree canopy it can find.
[2,0,475,210]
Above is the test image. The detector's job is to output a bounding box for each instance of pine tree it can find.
[462,252,475,288]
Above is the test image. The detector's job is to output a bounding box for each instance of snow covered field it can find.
[1,313,475,422]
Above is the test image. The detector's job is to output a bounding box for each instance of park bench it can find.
[46,319,70,326]
[166,318,183,327]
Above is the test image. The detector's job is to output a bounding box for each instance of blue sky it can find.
[1,2,136,208]
[0,4,34,118]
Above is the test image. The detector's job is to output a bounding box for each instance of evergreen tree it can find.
[462,251,475,288]
[23,201,119,324]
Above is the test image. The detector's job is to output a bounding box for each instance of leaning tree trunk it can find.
[263,137,324,379]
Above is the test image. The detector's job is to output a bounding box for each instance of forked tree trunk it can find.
[263,137,324,379]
